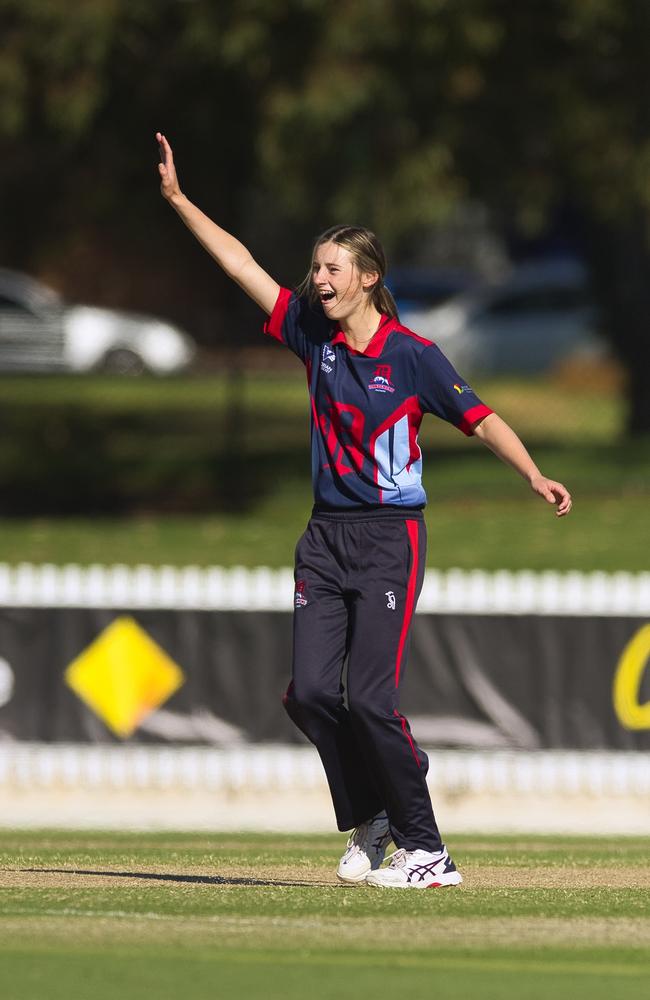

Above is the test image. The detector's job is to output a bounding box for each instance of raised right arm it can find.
[156,132,280,316]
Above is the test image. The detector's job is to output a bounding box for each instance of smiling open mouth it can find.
[319,291,335,302]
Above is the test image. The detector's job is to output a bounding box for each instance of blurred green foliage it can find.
[1,1,650,430]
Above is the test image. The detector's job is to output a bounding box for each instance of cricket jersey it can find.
[264,288,493,509]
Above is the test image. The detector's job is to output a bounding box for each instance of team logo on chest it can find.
[321,344,336,374]
[368,364,395,393]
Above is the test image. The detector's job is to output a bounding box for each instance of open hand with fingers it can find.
[156,132,181,203]
[530,475,572,517]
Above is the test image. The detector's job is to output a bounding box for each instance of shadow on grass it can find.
[19,867,337,888]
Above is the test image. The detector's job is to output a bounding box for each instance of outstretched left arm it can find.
[472,412,572,517]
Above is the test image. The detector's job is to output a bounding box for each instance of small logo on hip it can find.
[385,591,396,610]
[294,580,308,607]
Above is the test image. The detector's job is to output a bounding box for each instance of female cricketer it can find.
[156,132,572,889]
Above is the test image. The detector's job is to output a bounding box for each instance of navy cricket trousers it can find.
[283,508,443,853]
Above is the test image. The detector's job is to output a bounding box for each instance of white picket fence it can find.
[0,744,648,795]
[0,564,647,830]
[0,563,648,615]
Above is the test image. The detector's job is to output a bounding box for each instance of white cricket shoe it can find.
[365,846,462,888]
[336,811,392,883]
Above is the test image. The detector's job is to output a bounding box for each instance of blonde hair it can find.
[297,225,398,318]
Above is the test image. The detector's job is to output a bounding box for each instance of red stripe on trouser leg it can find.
[394,519,419,687]
[394,520,421,768]
[395,709,421,768]
[282,680,294,706]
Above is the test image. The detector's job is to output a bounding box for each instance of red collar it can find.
[329,315,398,358]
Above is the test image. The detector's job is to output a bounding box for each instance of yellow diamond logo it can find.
[64,616,185,738]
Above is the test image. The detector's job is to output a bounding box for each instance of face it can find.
[311,241,377,321]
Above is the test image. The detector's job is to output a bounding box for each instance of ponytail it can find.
[371,282,398,319]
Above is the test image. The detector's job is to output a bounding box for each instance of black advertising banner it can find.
[0,608,648,750]
[407,614,650,750]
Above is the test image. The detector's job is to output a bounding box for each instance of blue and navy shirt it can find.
[264,288,492,509]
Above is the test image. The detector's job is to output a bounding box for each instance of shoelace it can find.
[385,848,407,869]
[344,815,389,858]
[385,847,446,869]
[344,822,369,856]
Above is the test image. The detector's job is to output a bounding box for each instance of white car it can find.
[0,269,196,374]
[397,257,608,374]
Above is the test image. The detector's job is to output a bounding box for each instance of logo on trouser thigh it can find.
[385,591,396,610]
[294,580,308,607]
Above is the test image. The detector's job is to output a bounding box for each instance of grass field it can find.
[0,370,626,443]
[1,831,648,1000]
[0,371,648,569]
[1,493,648,570]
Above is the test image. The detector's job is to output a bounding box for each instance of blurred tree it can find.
[256,0,650,434]
[1,0,649,431]
[447,0,650,435]
[0,0,320,334]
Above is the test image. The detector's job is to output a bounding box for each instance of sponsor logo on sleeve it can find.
[453,383,472,394]
[294,580,308,607]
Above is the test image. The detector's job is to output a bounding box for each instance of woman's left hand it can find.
[530,476,572,516]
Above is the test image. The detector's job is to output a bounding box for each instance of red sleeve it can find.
[263,287,293,344]
[263,289,332,364]
[457,404,494,436]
